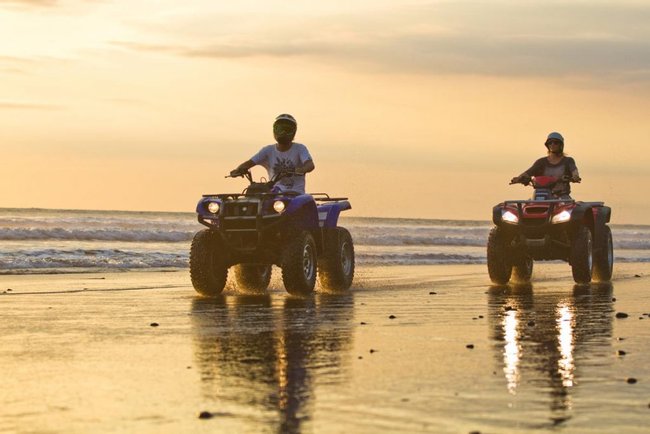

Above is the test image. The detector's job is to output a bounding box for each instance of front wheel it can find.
[487,226,512,284]
[233,264,272,294]
[571,226,593,284]
[190,229,229,296]
[281,230,317,296]
[593,225,613,282]
[512,256,533,283]
[318,228,355,291]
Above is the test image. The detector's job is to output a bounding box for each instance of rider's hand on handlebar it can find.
[510,175,530,185]
[229,168,245,177]
[561,175,581,183]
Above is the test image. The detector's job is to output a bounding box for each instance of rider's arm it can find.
[230,159,256,176]
[293,144,314,176]
[568,158,581,182]
[571,169,581,182]
[511,158,544,184]
[295,159,315,175]
[231,145,271,176]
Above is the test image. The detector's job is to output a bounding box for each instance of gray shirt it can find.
[524,156,579,195]
[251,143,312,194]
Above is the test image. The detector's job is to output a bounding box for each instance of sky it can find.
[1,0,649,223]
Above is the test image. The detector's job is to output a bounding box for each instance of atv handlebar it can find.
[226,169,304,186]
[226,170,254,183]
[510,175,580,186]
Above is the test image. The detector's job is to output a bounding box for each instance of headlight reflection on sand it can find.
[276,335,290,410]
[556,303,576,388]
[503,309,521,394]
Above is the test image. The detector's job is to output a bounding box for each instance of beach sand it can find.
[1,263,649,433]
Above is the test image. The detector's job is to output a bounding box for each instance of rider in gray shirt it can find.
[511,132,581,198]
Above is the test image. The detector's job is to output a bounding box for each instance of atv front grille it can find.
[524,206,549,215]
[223,202,259,217]
[222,218,257,231]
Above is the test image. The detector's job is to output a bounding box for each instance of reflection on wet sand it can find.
[190,293,354,433]
[489,282,614,421]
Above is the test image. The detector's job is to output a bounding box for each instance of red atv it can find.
[488,176,613,284]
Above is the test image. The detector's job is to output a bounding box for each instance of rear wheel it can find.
[593,225,613,282]
[512,255,533,283]
[571,226,593,284]
[487,226,512,284]
[281,230,317,296]
[190,229,228,296]
[318,228,355,291]
[233,264,272,294]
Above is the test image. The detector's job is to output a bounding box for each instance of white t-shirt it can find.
[251,143,312,194]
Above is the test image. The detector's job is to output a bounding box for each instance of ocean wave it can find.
[0,248,188,271]
[1,248,649,274]
[615,240,650,250]
[356,252,484,265]
[0,228,193,242]
[354,235,486,247]
[1,227,649,250]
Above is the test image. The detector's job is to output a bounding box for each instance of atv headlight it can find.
[273,200,286,213]
[501,210,519,224]
[207,202,220,214]
[551,209,572,224]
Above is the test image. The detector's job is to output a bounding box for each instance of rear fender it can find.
[596,206,611,224]
[317,201,351,228]
[591,206,611,249]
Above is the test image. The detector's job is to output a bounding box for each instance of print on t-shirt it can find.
[273,157,296,189]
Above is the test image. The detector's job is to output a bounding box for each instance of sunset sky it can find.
[1,0,649,223]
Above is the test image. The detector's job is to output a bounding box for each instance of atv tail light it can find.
[273,200,286,213]
[551,209,572,224]
[207,202,220,214]
[501,210,519,224]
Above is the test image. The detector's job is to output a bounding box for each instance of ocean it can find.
[0,208,648,274]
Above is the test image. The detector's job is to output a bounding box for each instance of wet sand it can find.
[1,263,650,433]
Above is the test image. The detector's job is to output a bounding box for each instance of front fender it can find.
[284,194,319,230]
[569,203,591,224]
[196,197,221,217]
[492,203,503,226]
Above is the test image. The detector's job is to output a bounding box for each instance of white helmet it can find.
[273,113,297,144]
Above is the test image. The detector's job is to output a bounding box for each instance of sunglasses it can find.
[546,139,562,145]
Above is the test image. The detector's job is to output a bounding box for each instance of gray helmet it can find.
[545,131,564,153]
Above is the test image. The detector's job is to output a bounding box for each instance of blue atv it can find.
[190,170,354,296]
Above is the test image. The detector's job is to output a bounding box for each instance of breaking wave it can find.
[0,228,192,242]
